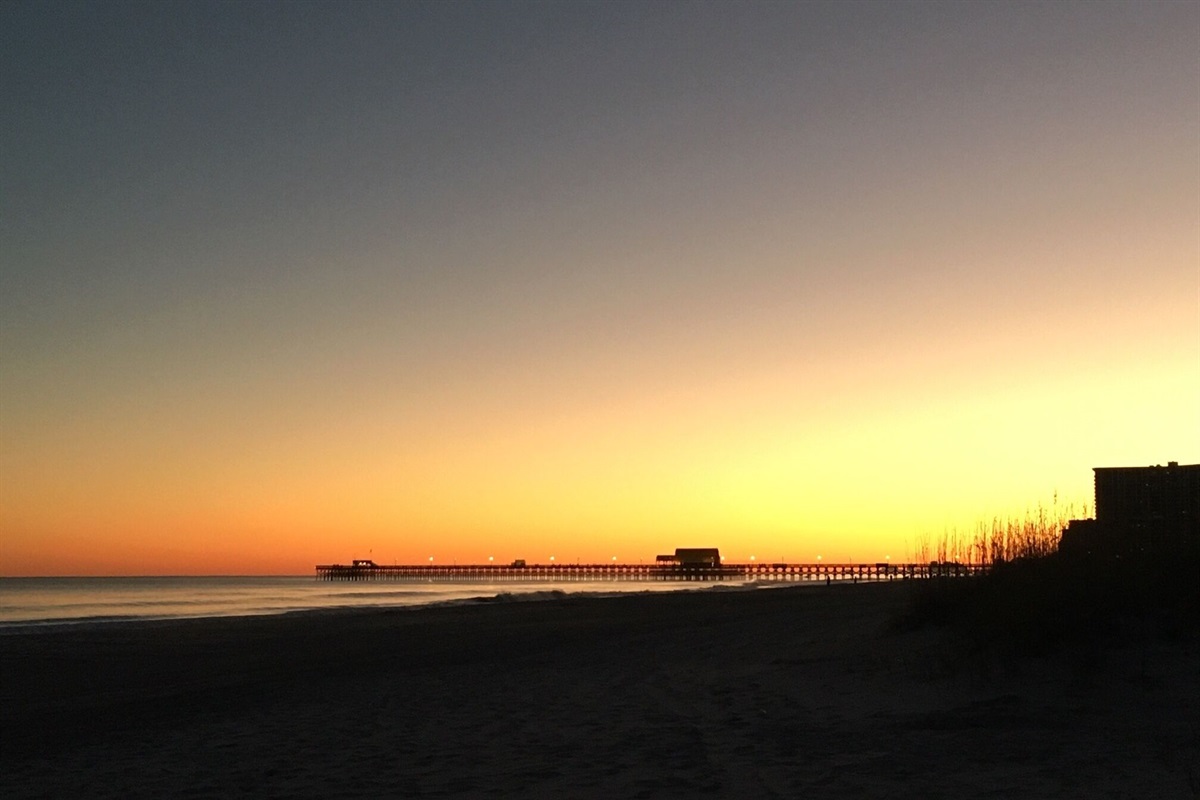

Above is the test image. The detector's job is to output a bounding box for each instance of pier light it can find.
[750,555,756,561]
[549,555,555,562]
[428,556,434,563]
[817,555,822,562]
[489,556,494,562]
[612,556,617,562]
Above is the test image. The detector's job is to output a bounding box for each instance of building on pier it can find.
[655,548,722,567]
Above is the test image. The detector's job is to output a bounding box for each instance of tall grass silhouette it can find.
[910,495,1085,566]
[902,495,1197,662]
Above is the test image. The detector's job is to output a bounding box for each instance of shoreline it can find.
[0,574,802,628]
[3,581,1196,798]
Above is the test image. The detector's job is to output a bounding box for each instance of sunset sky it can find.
[2,1,1197,576]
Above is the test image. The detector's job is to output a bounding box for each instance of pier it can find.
[314,560,980,582]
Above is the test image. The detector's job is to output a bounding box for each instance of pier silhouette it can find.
[315,559,979,582]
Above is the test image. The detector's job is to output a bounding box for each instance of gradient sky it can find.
[2,1,1197,576]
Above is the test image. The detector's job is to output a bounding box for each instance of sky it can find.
[2,1,1197,576]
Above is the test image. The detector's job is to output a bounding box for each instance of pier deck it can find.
[315,561,980,582]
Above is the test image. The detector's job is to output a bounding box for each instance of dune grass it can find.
[908,497,1082,567]
[901,505,1199,663]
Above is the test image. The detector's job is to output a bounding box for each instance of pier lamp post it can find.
[750,555,756,561]
[549,555,555,562]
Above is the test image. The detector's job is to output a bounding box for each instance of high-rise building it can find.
[1093,462,1199,526]
[1062,462,1199,554]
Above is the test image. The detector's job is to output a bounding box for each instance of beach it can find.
[2,581,1196,798]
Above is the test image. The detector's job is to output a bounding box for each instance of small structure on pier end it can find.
[655,548,722,567]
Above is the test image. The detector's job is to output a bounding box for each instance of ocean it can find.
[0,576,726,627]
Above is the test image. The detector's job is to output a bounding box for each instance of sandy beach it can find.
[2,581,1196,798]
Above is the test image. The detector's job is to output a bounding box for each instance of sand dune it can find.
[2,582,1196,798]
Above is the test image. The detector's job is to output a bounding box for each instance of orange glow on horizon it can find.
[3,344,1194,576]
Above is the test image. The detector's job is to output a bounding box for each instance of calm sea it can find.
[0,576,717,627]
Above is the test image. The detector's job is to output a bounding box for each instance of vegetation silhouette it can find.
[901,471,1199,664]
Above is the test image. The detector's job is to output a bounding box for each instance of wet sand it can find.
[2,581,1196,798]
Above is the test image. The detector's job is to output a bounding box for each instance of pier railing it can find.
[315,561,982,582]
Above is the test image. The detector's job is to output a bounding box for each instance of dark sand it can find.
[2,582,1197,798]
